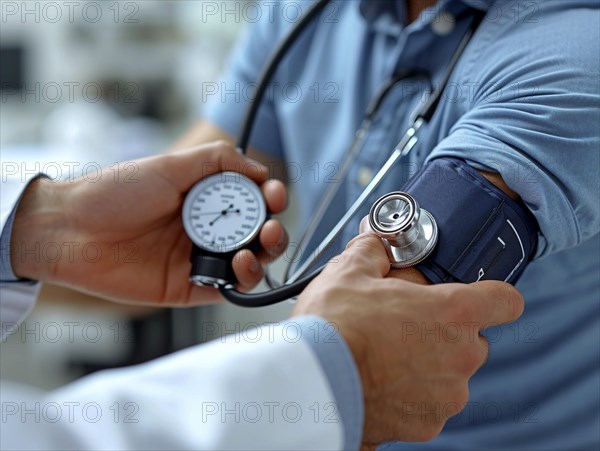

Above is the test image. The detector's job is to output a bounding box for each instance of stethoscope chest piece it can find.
[369,192,438,268]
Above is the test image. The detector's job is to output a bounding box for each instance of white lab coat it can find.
[0,175,347,450]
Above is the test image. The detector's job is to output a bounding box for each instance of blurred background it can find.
[1,0,296,389]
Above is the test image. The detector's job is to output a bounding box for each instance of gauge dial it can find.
[182,172,267,254]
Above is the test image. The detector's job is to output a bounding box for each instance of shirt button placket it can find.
[431,11,456,36]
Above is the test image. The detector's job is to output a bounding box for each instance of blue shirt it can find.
[205,0,600,449]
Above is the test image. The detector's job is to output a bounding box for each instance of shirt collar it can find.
[359,0,492,28]
[359,0,403,25]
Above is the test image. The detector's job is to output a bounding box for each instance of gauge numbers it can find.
[182,172,267,254]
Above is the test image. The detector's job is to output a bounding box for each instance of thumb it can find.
[340,232,392,278]
[165,141,268,192]
[359,215,372,234]
[468,280,525,329]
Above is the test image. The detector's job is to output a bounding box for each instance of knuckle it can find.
[345,232,382,253]
[443,286,477,323]
[480,336,490,359]
[340,246,370,269]
[213,140,234,152]
[344,233,364,251]
[453,385,470,411]
[436,284,460,305]
[343,234,386,266]
[415,422,444,442]
[457,343,485,375]
[210,141,235,166]
[441,385,469,420]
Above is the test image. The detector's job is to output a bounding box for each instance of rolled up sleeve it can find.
[427,4,600,258]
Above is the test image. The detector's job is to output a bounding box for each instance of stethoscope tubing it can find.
[219,1,485,306]
[280,69,432,284]
[287,118,424,284]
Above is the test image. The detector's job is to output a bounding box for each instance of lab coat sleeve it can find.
[1,316,363,450]
[1,173,45,338]
[426,4,600,258]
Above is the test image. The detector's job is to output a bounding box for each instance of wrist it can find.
[10,178,67,281]
[342,324,388,446]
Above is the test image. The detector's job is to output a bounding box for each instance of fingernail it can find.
[276,227,286,246]
[250,259,261,274]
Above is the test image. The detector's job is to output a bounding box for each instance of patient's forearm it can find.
[168,120,235,153]
[478,170,519,200]
[168,120,288,181]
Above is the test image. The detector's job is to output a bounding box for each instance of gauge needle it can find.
[208,204,241,226]
[197,209,235,216]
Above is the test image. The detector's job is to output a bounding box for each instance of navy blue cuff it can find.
[406,158,538,285]
[296,315,364,450]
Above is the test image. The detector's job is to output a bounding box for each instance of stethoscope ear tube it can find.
[237,0,333,154]
[411,9,485,124]
[219,266,324,307]
[211,4,486,307]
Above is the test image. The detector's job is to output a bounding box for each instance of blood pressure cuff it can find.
[403,158,538,285]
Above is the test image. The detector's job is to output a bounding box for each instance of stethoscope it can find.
[181,0,485,307]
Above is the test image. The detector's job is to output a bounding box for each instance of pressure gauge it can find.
[182,172,267,287]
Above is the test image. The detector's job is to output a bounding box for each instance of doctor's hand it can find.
[9,142,288,306]
[293,233,524,446]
